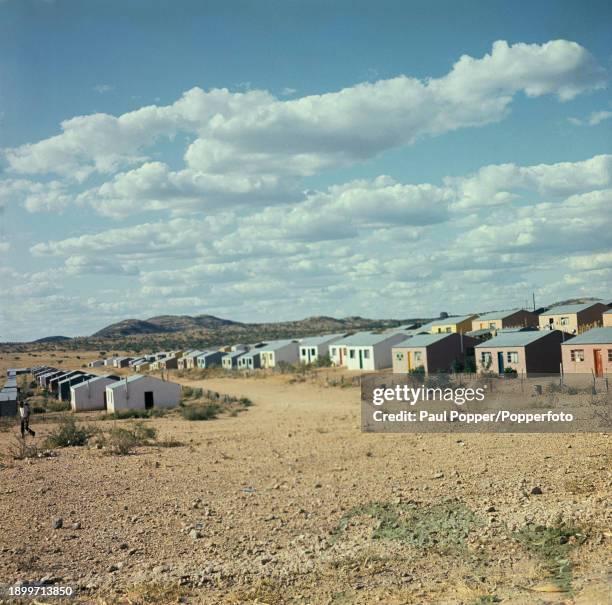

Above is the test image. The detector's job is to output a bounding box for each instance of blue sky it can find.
[1,0,611,340]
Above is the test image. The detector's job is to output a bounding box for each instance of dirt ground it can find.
[0,351,610,604]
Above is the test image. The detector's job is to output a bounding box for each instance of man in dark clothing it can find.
[19,401,35,438]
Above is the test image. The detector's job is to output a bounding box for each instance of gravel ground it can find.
[0,356,610,604]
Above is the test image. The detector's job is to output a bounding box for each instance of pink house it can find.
[561,327,612,377]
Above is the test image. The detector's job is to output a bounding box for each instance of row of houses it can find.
[0,368,28,417]
[82,300,612,377]
[31,365,182,413]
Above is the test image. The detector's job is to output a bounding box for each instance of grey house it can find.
[58,373,94,401]
[49,371,85,394]
[196,350,225,368]
[298,334,345,364]
[222,350,247,370]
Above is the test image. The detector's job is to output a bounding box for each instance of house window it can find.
[363,350,370,359]
[414,351,422,362]
[489,322,496,329]
[480,352,492,366]
[331,348,336,356]
[608,350,612,362]
[349,350,355,359]
[570,349,584,362]
[445,327,451,333]
[311,348,316,356]
[301,348,307,355]
[395,352,404,361]
[560,317,570,326]
[506,351,519,363]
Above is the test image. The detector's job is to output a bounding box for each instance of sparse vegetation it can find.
[333,500,481,554]
[181,403,221,421]
[514,523,585,591]
[43,416,97,448]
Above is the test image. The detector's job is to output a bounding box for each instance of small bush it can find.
[107,428,138,456]
[181,404,220,421]
[9,436,39,460]
[106,408,167,420]
[130,421,157,444]
[44,417,96,448]
[45,399,71,413]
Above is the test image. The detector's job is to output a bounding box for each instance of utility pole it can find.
[532,292,536,312]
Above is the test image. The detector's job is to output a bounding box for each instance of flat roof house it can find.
[105,375,181,413]
[475,330,566,375]
[392,333,477,374]
[299,334,345,364]
[561,327,612,377]
[258,340,300,369]
[332,332,407,371]
[71,375,119,412]
[427,315,477,335]
[472,309,538,332]
[88,359,105,368]
[603,309,612,327]
[538,302,607,335]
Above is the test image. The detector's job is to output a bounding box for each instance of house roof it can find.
[299,334,345,346]
[107,375,149,389]
[466,328,495,337]
[474,309,525,321]
[71,375,117,390]
[223,350,246,359]
[604,309,612,315]
[393,333,455,348]
[429,314,476,326]
[475,330,554,348]
[541,302,603,315]
[257,339,297,352]
[563,327,612,345]
[337,331,404,346]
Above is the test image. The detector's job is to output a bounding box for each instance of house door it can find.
[339,349,343,365]
[144,391,154,409]
[497,352,504,373]
[407,352,412,371]
[103,391,107,411]
[358,350,363,370]
[593,349,603,377]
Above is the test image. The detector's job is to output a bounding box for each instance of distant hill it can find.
[93,314,241,338]
[32,335,71,343]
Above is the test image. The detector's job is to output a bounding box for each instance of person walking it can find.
[19,401,35,438]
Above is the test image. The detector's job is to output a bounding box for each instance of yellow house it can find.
[604,310,612,327]
[538,302,607,335]
[471,309,538,332]
[428,314,477,334]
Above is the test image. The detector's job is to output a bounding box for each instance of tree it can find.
[439,312,449,319]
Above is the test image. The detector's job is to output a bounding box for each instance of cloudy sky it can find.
[1,0,611,341]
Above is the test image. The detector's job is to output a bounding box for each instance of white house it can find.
[258,340,300,368]
[331,332,408,370]
[105,375,181,413]
[298,334,345,364]
[70,375,119,412]
[88,359,105,368]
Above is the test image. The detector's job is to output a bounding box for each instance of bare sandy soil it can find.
[0,352,610,604]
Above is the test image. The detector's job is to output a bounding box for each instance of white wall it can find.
[71,377,116,412]
[106,377,181,412]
